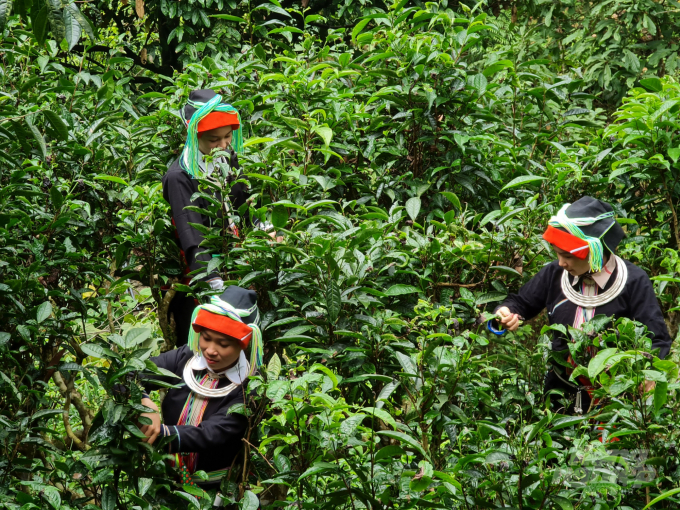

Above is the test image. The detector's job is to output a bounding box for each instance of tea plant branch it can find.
[242,437,274,470]
[158,278,178,351]
[69,47,88,114]
[42,347,67,382]
[436,281,483,288]
[62,385,85,451]
[329,441,358,510]
[52,371,94,440]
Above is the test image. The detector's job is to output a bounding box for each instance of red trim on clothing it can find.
[196,111,239,134]
[542,225,589,260]
[192,309,253,347]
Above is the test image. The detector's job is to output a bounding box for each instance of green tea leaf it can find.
[377,430,430,460]
[43,110,69,141]
[36,301,52,323]
[385,284,419,296]
[405,197,421,221]
[500,175,547,192]
[587,347,618,380]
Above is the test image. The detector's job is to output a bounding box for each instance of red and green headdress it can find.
[542,196,625,273]
[179,89,243,178]
[189,286,262,376]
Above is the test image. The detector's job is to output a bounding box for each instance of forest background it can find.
[3,0,680,508]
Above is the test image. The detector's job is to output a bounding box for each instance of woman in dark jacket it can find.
[495,196,672,413]
[162,89,269,346]
[139,285,263,486]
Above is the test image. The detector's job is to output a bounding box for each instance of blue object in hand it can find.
[487,320,506,336]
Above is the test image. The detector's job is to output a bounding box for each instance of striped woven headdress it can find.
[189,289,262,377]
[179,90,243,179]
[542,197,625,273]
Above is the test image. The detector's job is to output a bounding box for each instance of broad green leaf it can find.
[377,430,430,460]
[405,197,421,221]
[475,292,506,305]
[81,343,112,359]
[43,110,69,141]
[95,175,129,186]
[385,284,419,296]
[654,381,668,414]
[267,353,281,380]
[551,495,573,510]
[440,191,461,209]
[42,486,61,510]
[138,478,153,496]
[470,73,487,95]
[375,445,405,461]
[246,173,279,184]
[668,148,680,163]
[46,0,65,41]
[210,14,247,23]
[0,0,9,32]
[101,486,116,510]
[271,205,288,228]
[478,422,507,437]
[310,363,338,389]
[376,380,400,409]
[50,186,64,209]
[587,347,618,380]
[33,6,49,45]
[650,99,680,122]
[173,491,200,509]
[63,4,82,50]
[363,406,397,429]
[551,416,586,430]
[352,18,371,42]
[124,327,151,349]
[339,414,366,437]
[27,121,47,160]
[66,3,95,39]
[324,279,341,323]
[244,137,274,148]
[31,409,63,421]
[312,125,332,146]
[640,77,663,92]
[298,462,336,480]
[500,175,547,192]
[36,301,52,323]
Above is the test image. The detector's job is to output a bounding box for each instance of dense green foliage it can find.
[2,0,680,509]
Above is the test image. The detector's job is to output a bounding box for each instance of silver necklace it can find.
[560,255,628,308]
[183,356,239,398]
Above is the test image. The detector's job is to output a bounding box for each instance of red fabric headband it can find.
[192,308,253,348]
[195,111,240,134]
[542,225,589,260]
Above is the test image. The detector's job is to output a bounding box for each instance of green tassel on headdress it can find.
[548,204,616,273]
[180,94,243,179]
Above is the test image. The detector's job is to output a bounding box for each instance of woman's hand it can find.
[139,397,161,445]
[497,306,520,332]
[640,379,656,395]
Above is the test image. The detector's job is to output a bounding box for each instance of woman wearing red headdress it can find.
[162,90,271,346]
[493,197,672,414]
[139,286,263,487]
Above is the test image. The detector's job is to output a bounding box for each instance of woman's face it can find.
[198,125,233,155]
[199,328,242,371]
[553,246,591,276]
